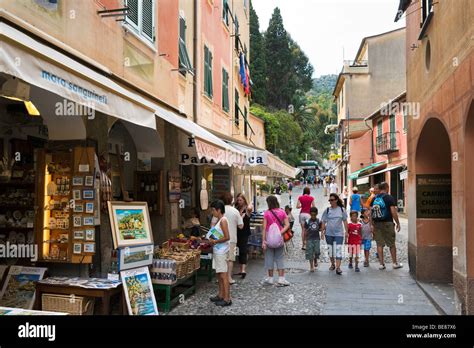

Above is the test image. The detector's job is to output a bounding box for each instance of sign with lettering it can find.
[212,169,231,201]
[416,174,451,219]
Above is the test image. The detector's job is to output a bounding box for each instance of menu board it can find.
[212,169,231,201]
[416,174,452,218]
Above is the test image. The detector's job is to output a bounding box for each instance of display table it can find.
[34,282,124,315]
[197,253,215,282]
[153,271,197,313]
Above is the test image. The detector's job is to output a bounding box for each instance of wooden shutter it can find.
[141,0,154,41]
[126,0,139,27]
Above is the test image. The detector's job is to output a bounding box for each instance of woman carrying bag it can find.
[262,195,291,287]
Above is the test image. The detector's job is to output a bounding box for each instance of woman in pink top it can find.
[296,186,316,250]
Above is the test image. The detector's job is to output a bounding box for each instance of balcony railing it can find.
[376,132,399,155]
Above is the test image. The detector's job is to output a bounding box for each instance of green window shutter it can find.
[222,0,229,26]
[179,17,193,74]
[126,0,139,27]
[234,89,240,126]
[377,120,383,137]
[209,51,213,97]
[244,106,248,137]
[141,0,154,41]
[222,69,229,112]
[204,46,213,98]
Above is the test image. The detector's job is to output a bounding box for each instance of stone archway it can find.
[464,100,474,313]
[415,117,452,282]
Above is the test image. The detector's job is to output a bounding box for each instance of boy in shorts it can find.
[304,207,321,272]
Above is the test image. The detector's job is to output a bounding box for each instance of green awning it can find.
[349,162,386,180]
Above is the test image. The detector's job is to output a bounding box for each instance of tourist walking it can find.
[347,211,362,272]
[234,194,252,279]
[207,200,232,307]
[360,208,373,267]
[321,193,348,275]
[288,181,293,203]
[349,186,362,213]
[262,195,291,286]
[304,207,322,272]
[329,180,339,194]
[221,193,244,284]
[370,182,403,270]
[296,187,316,250]
[341,186,349,209]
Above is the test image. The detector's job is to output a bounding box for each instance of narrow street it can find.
[170,186,438,315]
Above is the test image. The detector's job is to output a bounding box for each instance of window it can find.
[234,15,240,50]
[244,0,248,16]
[222,0,230,26]
[377,120,383,137]
[389,114,396,148]
[125,0,155,43]
[403,109,408,132]
[420,0,433,24]
[204,45,213,98]
[222,68,229,112]
[179,16,193,75]
[341,87,344,108]
[244,106,248,137]
[234,89,240,126]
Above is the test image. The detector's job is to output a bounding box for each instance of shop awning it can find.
[348,161,386,180]
[358,164,405,180]
[226,141,297,178]
[172,120,245,167]
[0,22,156,130]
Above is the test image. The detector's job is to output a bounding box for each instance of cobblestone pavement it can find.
[169,186,438,315]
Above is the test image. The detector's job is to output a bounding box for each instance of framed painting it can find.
[107,202,153,249]
[0,266,47,309]
[120,266,158,316]
[117,244,153,271]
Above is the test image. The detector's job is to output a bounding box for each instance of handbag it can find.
[270,209,294,243]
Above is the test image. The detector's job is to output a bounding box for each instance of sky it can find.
[252,0,405,77]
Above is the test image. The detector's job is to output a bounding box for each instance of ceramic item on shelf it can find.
[13,210,22,220]
[27,231,34,244]
[0,215,6,227]
[26,210,34,218]
[8,231,17,244]
[16,232,26,245]
[20,217,27,227]
[46,181,57,196]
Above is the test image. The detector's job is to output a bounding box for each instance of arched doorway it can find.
[464,100,474,313]
[415,118,452,282]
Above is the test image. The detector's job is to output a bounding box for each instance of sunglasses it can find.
[328,199,336,202]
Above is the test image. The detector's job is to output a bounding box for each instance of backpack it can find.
[371,194,388,220]
[266,210,285,248]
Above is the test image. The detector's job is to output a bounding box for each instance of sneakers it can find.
[393,263,403,269]
[379,264,386,270]
[355,266,360,272]
[262,277,274,285]
[348,263,353,269]
[210,295,223,302]
[215,300,232,307]
[276,278,290,287]
[363,261,369,267]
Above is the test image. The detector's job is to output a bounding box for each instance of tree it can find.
[264,7,293,110]
[289,36,314,94]
[249,1,267,105]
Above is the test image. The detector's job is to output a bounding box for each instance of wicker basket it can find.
[175,259,188,279]
[42,293,94,315]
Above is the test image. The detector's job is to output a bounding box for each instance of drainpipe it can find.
[364,118,374,187]
[193,0,200,210]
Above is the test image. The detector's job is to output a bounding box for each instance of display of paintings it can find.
[83,217,94,226]
[72,177,83,186]
[73,243,82,254]
[168,171,181,203]
[118,244,153,271]
[84,176,94,187]
[73,204,83,213]
[108,202,153,249]
[72,190,81,200]
[121,267,158,316]
[73,231,84,240]
[0,266,47,309]
[85,229,95,241]
[83,190,94,199]
[85,202,94,214]
[0,306,68,316]
[73,216,82,227]
[84,243,95,253]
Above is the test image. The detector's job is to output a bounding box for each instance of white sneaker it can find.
[262,277,274,285]
[393,263,403,269]
[379,264,386,270]
[276,279,290,287]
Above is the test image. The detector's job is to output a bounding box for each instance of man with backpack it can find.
[370,182,403,270]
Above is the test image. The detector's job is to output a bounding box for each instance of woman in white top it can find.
[207,200,232,307]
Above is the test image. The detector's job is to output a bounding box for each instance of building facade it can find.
[332,28,406,197]
[398,0,474,313]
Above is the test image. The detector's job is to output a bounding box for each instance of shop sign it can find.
[180,135,216,165]
[416,174,452,219]
[399,170,408,181]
